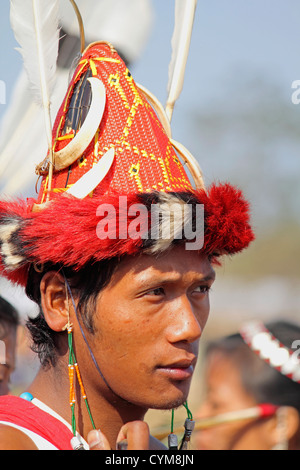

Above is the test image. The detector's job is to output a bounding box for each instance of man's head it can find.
[0,296,19,395]
[27,245,215,411]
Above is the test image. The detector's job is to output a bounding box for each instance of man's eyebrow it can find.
[201,271,216,282]
[136,269,216,286]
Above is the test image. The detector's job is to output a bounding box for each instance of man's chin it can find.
[149,395,188,411]
[149,380,193,411]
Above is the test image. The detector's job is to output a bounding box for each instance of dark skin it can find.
[0,246,215,450]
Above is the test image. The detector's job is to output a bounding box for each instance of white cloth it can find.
[0,421,58,450]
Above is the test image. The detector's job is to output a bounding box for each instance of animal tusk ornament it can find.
[53,77,106,171]
[66,147,115,199]
[36,77,106,175]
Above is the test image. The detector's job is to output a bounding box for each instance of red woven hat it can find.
[37,42,197,200]
[0,40,254,287]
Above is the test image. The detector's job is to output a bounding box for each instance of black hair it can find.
[205,320,300,412]
[25,258,119,368]
[0,296,19,338]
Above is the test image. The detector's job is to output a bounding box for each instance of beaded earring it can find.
[64,280,96,449]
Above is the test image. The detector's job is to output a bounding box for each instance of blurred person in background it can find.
[194,320,300,450]
[0,296,19,396]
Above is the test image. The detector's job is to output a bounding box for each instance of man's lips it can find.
[157,358,196,380]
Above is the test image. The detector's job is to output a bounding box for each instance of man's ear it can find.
[40,271,70,332]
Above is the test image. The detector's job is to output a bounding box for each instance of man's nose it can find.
[165,295,203,344]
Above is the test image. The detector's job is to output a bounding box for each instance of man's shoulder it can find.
[0,423,38,450]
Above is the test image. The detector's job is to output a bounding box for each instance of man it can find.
[0,37,253,449]
[0,296,19,396]
[0,247,215,449]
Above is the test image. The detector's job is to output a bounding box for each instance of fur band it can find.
[0,183,254,286]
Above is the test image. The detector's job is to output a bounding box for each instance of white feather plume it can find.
[10,0,60,199]
[166,0,197,122]
[10,0,60,106]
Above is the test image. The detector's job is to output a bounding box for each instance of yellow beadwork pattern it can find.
[38,43,194,203]
[129,162,143,192]
[109,73,130,110]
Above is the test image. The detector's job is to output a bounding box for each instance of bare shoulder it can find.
[0,423,38,450]
[149,434,167,450]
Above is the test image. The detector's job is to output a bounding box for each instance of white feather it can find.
[166,0,197,122]
[10,0,60,199]
[10,0,60,107]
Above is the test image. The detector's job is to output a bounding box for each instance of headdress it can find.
[240,320,300,384]
[2,0,255,450]
[0,1,254,288]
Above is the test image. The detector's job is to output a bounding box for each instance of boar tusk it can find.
[53,77,106,171]
[66,147,115,199]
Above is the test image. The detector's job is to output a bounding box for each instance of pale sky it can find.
[1,0,300,117]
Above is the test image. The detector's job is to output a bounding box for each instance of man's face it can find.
[85,246,215,410]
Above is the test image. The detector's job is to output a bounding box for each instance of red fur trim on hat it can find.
[197,183,255,255]
[0,183,254,286]
[23,192,143,268]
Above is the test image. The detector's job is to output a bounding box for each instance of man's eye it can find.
[194,285,211,294]
[147,287,165,296]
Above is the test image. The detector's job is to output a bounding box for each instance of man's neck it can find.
[27,358,147,449]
